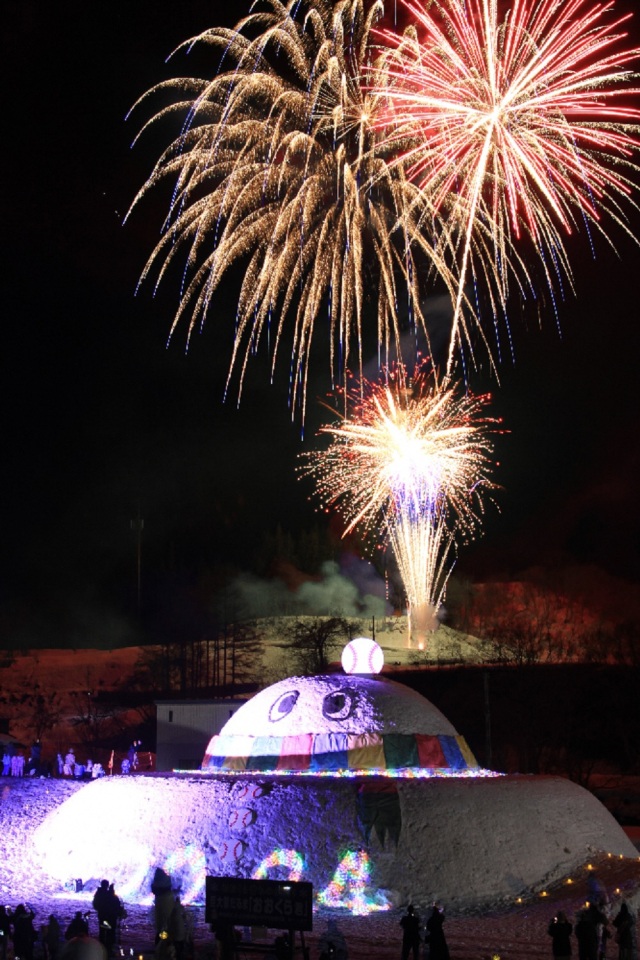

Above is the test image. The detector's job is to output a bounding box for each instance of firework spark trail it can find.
[128,0,458,419]
[300,369,498,643]
[373,0,640,378]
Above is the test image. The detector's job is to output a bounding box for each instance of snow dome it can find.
[18,641,639,915]
[202,673,479,775]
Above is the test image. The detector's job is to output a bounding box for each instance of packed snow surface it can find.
[218,675,459,738]
[2,771,634,915]
[3,672,638,922]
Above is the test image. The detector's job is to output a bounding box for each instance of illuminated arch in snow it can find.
[163,843,207,903]
[317,850,390,915]
[252,848,305,881]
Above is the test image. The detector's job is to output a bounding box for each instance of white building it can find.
[155,699,247,771]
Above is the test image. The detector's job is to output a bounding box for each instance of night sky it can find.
[3,0,640,647]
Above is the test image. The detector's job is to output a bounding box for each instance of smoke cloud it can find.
[232,559,390,619]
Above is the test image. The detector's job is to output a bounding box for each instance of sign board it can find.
[205,877,313,932]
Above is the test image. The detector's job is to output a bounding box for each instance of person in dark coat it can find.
[151,868,174,942]
[29,741,42,775]
[211,923,237,960]
[0,906,11,960]
[400,905,421,960]
[575,905,608,960]
[42,914,62,960]
[43,915,62,960]
[318,920,347,960]
[12,904,37,960]
[426,904,449,960]
[168,897,187,960]
[92,882,110,945]
[548,911,573,959]
[65,915,89,942]
[612,903,634,960]
[92,882,121,955]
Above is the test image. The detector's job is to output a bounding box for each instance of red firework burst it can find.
[373,0,640,374]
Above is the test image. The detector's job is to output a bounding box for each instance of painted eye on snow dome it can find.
[268,690,299,722]
[322,688,357,721]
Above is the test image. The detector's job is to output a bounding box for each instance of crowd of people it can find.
[0,903,92,960]
[58,751,104,780]
[548,899,636,960]
[0,874,192,960]
[399,904,450,960]
[0,742,149,780]
[0,870,636,960]
[2,741,44,778]
[398,893,637,960]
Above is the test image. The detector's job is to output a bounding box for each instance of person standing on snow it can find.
[400,905,421,960]
[12,904,37,960]
[612,903,634,960]
[426,903,450,960]
[548,911,573,960]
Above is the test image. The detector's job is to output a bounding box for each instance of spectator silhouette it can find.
[612,903,634,960]
[12,904,37,960]
[548,911,573,960]
[151,868,174,942]
[43,915,62,960]
[168,897,187,960]
[426,904,449,960]
[65,914,89,941]
[576,904,608,960]
[92,881,121,955]
[400,905,421,960]
[318,919,348,960]
[0,906,10,960]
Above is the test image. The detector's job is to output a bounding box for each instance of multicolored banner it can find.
[202,731,478,774]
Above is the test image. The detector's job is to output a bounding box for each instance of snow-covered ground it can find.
[258,617,489,679]
[21,772,638,908]
[1,778,639,960]
[2,648,639,960]
[7,672,632,915]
